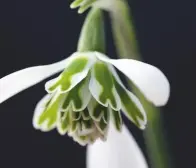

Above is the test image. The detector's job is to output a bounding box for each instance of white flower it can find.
[87,123,148,168]
[0,51,169,145]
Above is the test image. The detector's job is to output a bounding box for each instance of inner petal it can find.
[61,77,91,111]
[89,61,121,110]
[113,77,147,129]
[33,92,66,131]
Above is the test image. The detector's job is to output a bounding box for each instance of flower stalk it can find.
[77,8,105,53]
[109,0,173,168]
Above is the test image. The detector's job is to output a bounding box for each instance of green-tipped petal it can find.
[114,79,147,129]
[110,108,122,131]
[61,77,91,111]
[57,110,71,135]
[89,61,121,110]
[33,93,65,131]
[81,108,91,120]
[88,98,106,121]
[45,53,96,94]
[94,116,109,136]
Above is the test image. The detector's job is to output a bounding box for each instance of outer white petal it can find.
[96,52,170,106]
[0,58,68,104]
[87,124,148,168]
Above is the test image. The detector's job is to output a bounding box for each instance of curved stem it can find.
[110,0,173,167]
[77,7,105,53]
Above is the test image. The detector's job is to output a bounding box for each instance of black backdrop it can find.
[0,0,195,168]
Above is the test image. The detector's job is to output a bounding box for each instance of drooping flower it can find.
[0,51,169,145]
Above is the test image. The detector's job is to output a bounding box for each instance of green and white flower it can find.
[0,51,169,145]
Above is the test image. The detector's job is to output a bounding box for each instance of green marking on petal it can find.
[88,98,107,121]
[73,134,89,146]
[46,56,92,93]
[62,77,91,111]
[36,93,65,131]
[81,108,91,120]
[71,120,79,132]
[103,107,110,124]
[72,111,82,121]
[95,117,108,135]
[110,109,122,131]
[81,119,93,130]
[57,110,71,135]
[90,61,121,110]
[114,78,146,129]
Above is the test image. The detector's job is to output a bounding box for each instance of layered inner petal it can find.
[96,52,170,106]
[88,98,109,137]
[33,92,66,131]
[110,108,122,131]
[61,77,91,111]
[57,110,71,135]
[89,61,121,110]
[45,53,96,94]
[114,78,147,129]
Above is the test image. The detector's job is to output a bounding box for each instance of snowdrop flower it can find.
[87,123,148,168]
[0,50,169,145]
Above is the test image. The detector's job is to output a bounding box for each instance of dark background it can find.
[0,0,195,167]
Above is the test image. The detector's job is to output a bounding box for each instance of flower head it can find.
[0,51,169,145]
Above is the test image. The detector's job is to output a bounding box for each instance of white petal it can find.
[0,58,68,104]
[96,52,170,106]
[87,124,148,168]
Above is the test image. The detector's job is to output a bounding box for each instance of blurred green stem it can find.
[110,1,172,167]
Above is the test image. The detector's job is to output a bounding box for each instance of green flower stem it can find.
[77,7,105,53]
[110,1,172,168]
